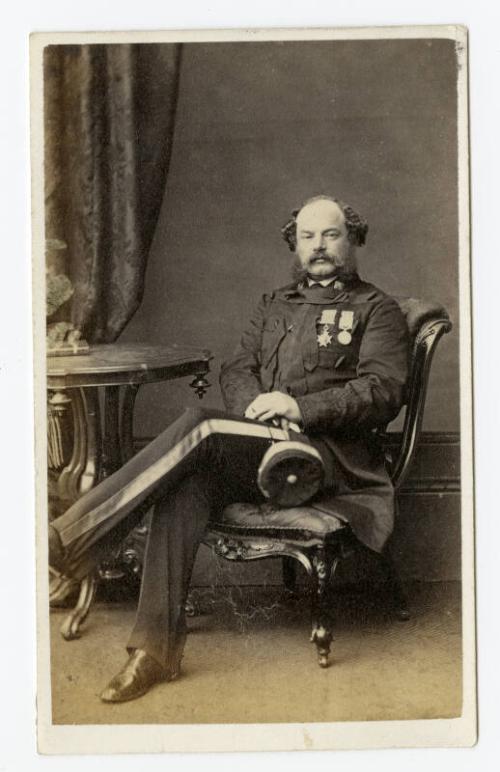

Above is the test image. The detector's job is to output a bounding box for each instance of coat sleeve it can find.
[219,294,268,415]
[295,298,409,433]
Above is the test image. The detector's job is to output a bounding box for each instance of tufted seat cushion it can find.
[215,501,347,537]
[394,297,450,341]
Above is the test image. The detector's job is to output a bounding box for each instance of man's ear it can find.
[281,209,300,251]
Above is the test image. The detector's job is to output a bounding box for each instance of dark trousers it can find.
[51,407,297,670]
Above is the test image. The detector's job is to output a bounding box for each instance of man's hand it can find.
[245,391,303,426]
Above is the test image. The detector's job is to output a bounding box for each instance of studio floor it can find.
[49,581,462,725]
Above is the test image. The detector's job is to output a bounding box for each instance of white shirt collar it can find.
[307,277,336,287]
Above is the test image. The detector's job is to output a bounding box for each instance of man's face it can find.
[295,199,355,279]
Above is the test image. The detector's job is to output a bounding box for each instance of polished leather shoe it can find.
[100,649,176,703]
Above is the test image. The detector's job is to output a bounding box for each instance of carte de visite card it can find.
[31,24,475,754]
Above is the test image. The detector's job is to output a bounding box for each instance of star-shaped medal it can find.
[317,327,333,348]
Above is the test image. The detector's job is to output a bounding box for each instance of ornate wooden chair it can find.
[57,297,451,663]
[202,297,452,667]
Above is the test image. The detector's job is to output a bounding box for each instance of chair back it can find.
[388,297,452,489]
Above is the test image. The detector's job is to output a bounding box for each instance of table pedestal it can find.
[48,383,140,504]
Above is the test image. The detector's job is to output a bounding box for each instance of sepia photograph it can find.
[31,25,474,753]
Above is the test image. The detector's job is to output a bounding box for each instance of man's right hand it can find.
[245,392,302,433]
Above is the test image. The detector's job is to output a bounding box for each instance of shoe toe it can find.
[100,680,147,703]
[99,670,148,703]
[99,685,121,703]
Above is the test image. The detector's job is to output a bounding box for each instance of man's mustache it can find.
[291,251,357,282]
[309,253,338,263]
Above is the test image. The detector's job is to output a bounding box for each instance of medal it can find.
[317,309,336,348]
[337,310,354,346]
[337,330,352,345]
[317,326,333,347]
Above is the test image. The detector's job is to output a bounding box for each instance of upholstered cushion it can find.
[216,501,347,537]
[394,296,450,342]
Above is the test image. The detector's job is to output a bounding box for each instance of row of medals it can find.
[317,309,354,348]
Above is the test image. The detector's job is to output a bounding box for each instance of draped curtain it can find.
[44,43,181,342]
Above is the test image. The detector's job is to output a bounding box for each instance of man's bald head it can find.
[281,195,368,252]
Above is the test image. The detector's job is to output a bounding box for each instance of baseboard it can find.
[390,431,460,494]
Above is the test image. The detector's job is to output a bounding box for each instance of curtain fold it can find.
[44,43,182,342]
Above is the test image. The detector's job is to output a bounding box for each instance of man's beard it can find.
[291,253,357,283]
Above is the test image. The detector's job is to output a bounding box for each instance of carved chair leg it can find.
[60,574,98,640]
[309,546,339,668]
[379,550,410,621]
[282,556,298,597]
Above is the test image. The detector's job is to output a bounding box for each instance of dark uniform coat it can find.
[219,273,409,553]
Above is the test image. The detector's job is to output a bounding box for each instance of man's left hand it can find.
[245,392,303,424]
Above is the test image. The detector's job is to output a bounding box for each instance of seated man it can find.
[49,194,409,703]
